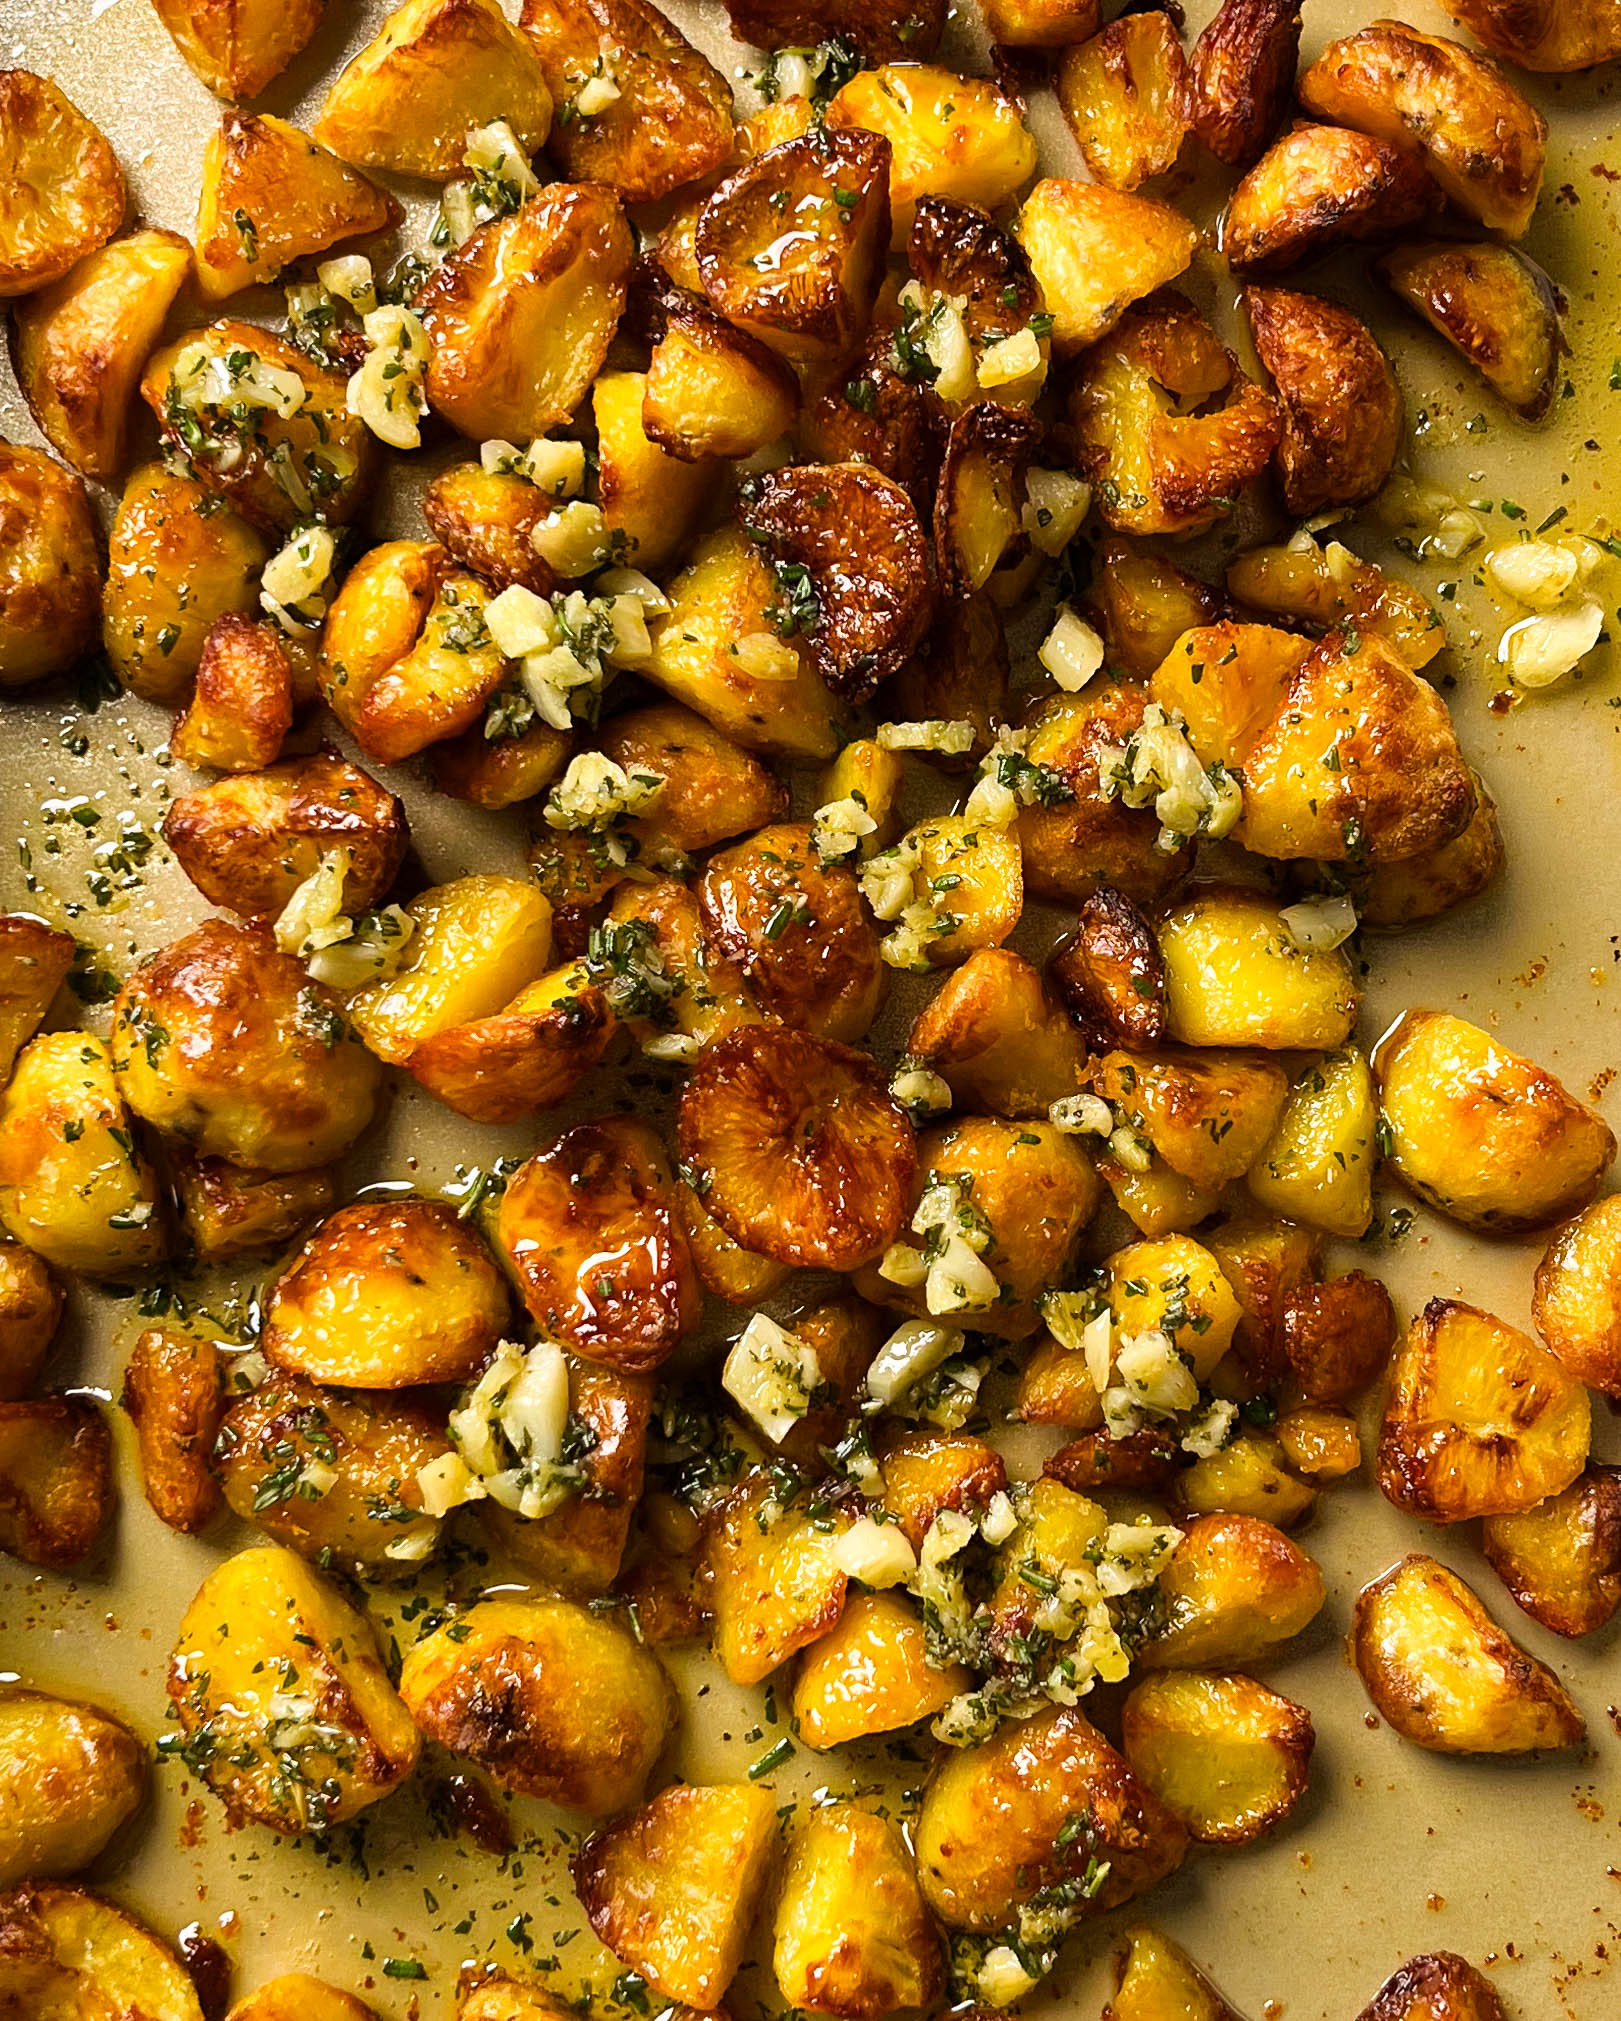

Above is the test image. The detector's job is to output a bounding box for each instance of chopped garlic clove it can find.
[829,1516,918,1587]
[1022,469,1091,557]
[722,1313,825,1443]
[1279,894,1358,951]
[1039,606,1104,691]
[1499,597,1604,689]
[531,500,612,577]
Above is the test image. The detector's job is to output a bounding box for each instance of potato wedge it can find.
[774,1804,942,2018]
[122,1329,224,1536]
[0,442,101,690]
[0,915,73,1090]
[408,967,615,1126]
[226,1978,377,2021]
[1352,1554,1584,1754]
[1139,1512,1326,1668]
[1353,1952,1509,2021]
[1017,1337,1104,1431]
[1056,13,1191,194]
[1244,287,1403,514]
[1379,239,1562,423]
[1094,1047,1289,1193]
[1176,1430,1317,1528]
[0,1397,112,1569]
[0,74,125,300]
[0,1884,201,2020]
[418,184,633,443]
[1106,1926,1246,2021]
[1280,1271,1396,1403]
[1122,1669,1313,1844]
[1158,887,1359,1051]
[168,1544,419,1832]
[1224,123,1440,275]
[595,367,722,575]
[1189,0,1301,169]
[173,1155,333,1266]
[1224,540,1444,675]
[1245,1047,1378,1238]
[315,0,552,178]
[825,66,1036,235]
[1013,178,1197,357]
[792,1589,969,1749]
[0,1692,145,1891]
[642,277,798,463]
[1299,22,1546,237]
[1534,1194,1621,1396]
[0,1240,61,1401]
[573,1782,778,2008]
[798,326,944,508]
[701,1466,852,1685]
[401,1595,674,1811]
[1377,1298,1589,1523]
[1482,1464,1621,1639]
[153,0,325,99]
[906,948,1087,1117]
[1437,0,1621,71]
[170,615,294,775]
[433,717,572,810]
[1046,886,1165,1049]
[1374,1010,1615,1234]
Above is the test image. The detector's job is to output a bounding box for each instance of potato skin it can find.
[0,72,126,299]
[1437,0,1621,71]
[1357,773,1504,930]
[1224,123,1440,275]
[1354,1951,1509,2021]
[0,1883,204,2021]
[1190,0,1301,169]
[1121,1669,1313,1845]
[265,1199,511,1389]
[399,1596,675,1812]
[0,1239,62,1400]
[1379,239,1562,422]
[1352,1554,1584,1754]
[773,1803,943,2018]
[226,1976,378,2021]
[0,1690,145,1890]
[122,1329,225,1536]
[1482,1464,1621,1639]
[0,1396,113,1569]
[1279,1270,1396,1403]
[1139,1512,1326,1668]
[1056,12,1192,195]
[1534,1195,1621,1396]
[152,0,327,99]
[1244,287,1402,515]
[0,441,101,689]
[171,614,294,774]
[1374,1010,1615,1234]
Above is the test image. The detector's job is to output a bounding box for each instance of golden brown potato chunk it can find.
[1175,1429,1317,1527]
[1189,0,1301,169]
[226,1977,377,2021]
[701,1466,852,1685]
[520,0,733,201]
[122,1329,224,1536]
[1046,886,1165,1050]
[0,1239,61,1401]
[825,66,1036,235]
[0,1691,145,1891]
[407,966,615,1127]
[1203,1213,1320,1382]
[1246,1047,1379,1240]
[0,1397,113,1569]
[642,277,799,464]
[792,1589,968,1749]
[573,1782,778,2008]
[1092,539,1222,684]
[174,1155,334,1266]
[1275,1404,1361,1482]
[1279,1270,1396,1403]
[266,1198,510,1389]
[1072,295,1281,537]
[1146,620,1306,773]
[596,366,722,575]
[1158,887,1359,1052]
[1482,1464,1621,1639]
[1224,541,1444,674]
[153,0,326,99]
[1379,239,1563,422]
[798,326,944,509]
[315,0,552,178]
[171,613,294,776]
[719,0,944,55]
[1056,13,1191,193]
[1244,287,1403,515]
[1357,772,1504,930]
[1224,122,1440,274]
[907,195,1040,355]
[0,1884,204,2021]
[1377,1298,1589,1524]
[419,184,633,443]
[1106,1926,1246,2021]
[877,1427,1006,1547]
[1352,1554,1584,1754]
[0,915,73,1090]
[1094,1047,1289,1193]
[1534,1194,1621,1396]
[906,948,1087,1117]
[1139,1512,1326,1668]
[1353,1952,1509,2021]
[1375,1010,1615,1234]
[933,400,1041,600]
[1437,0,1621,70]
[0,441,100,689]
[400,1595,675,1812]
[422,463,561,599]
[1299,22,1546,237]
[1122,1668,1313,1844]
[1014,178,1197,357]
[0,73,125,299]
[915,1704,1188,1932]
[773,1804,942,2018]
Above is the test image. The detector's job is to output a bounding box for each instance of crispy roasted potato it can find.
[10,229,190,479]
[642,278,798,463]
[1157,886,1360,1051]
[0,1033,169,1278]
[265,1198,509,1389]
[1280,1270,1396,1403]
[407,965,615,1126]
[798,326,944,508]
[1046,886,1165,1049]
[573,1782,777,2008]
[915,1703,1188,1931]
[122,1329,224,1536]
[422,462,561,599]
[0,1692,144,1890]
[419,184,633,443]
[1176,1430,1318,1527]
[1275,1403,1362,1481]
[0,441,100,689]
[1139,1511,1325,1667]
[0,915,73,1090]
[0,1398,112,1569]
[1189,0,1301,169]
[1375,1010,1615,1234]
[173,1154,334,1266]
[170,613,294,774]
[595,366,721,574]
[0,1884,202,2020]
[1245,1047,1378,1238]
[1106,1926,1245,2021]
[774,1804,942,2018]
[906,948,1087,1116]
[1145,621,1306,776]
[1377,1298,1589,1523]
[1482,1463,1621,1639]
[1244,287,1403,514]
[1044,1425,1179,1495]
[1299,22,1546,237]
[826,66,1036,234]
[1017,1336,1104,1430]
[0,73,125,300]
[1535,1194,1621,1396]
[1014,179,1197,358]
[718,0,944,55]
[315,0,552,178]
[0,1239,61,1401]
[226,1978,378,2021]
[1056,13,1191,193]
[521,0,731,199]
[1225,540,1444,674]
[867,813,1024,970]
[169,1544,418,1832]
[908,195,1040,356]
[1224,122,1440,274]
[1356,773,1504,930]
[1353,1554,1584,1753]
[933,401,1040,599]
[877,1426,1006,1546]
[433,718,572,810]
[1203,1214,1320,1382]
[1092,540,1222,683]
[603,877,765,1050]
[1353,1952,1509,2021]
[1122,1669,1313,1844]
[978,0,1094,42]
[1106,1233,1242,1378]
[1437,0,1621,70]
[792,1588,968,1749]
[676,1180,791,1306]
[153,0,325,99]
[701,1466,852,1685]
[1380,239,1562,422]
[401,1596,673,1810]
[1094,1047,1289,1193]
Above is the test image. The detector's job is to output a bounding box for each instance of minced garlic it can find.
[1038,605,1105,691]
[260,523,337,633]
[346,305,430,450]
[721,1313,824,1444]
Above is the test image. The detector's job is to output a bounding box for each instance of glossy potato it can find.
[457,1981,577,2021]
[0,442,101,689]
[1280,1270,1396,1404]
[1224,123,1440,275]
[1106,1234,1243,1379]
[1056,12,1192,194]
[0,1692,144,1889]
[1203,1214,1321,1383]
[400,1596,675,1812]
[792,1589,969,1750]
[1121,1669,1313,1844]
[825,66,1036,235]
[0,1239,61,1401]
[422,462,561,599]
[0,72,125,299]
[1245,1047,1378,1238]
[0,1884,202,2021]
[170,614,295,774]
[1094,1047,1289,1193]
[1046,885,1166,1049]
[1014,178,1197,358]
[700,1466,853,1686]
[408,965,616,1126]
[1138,1512,1326,1668]
[152,0,326,99]
[1158,887,1360,1051]
[1482,1464,1621,1639]
[0,1398,112,1569]
[1244,286,1403,514]
[174,1154,334,1265]
[226,1978,378,2021]
[594,367,720,574]
[642,284,800,463]
[122,1328,224,1536]
[1353,1952,1509,2021]
[1352,774,1503,923]
[1437,0,1621,70]
[905,948,1087,1117]
[1223,542,1444,675]
[1534,1194,1621,1395]
[0,914,74,1089]
[1106,1926,1246,2021]
[1189,0,1302,169]
[1176,1430,1318,1528]
[773,1804,942,2018]
[1380,239,1562,422]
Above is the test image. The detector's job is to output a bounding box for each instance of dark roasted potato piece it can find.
[153,0,326,99]
[908,196,1040,349]
[1436,0,1621,70]
[0,1883,206,2017]
[877,1427,1006,1547]
[1106,1927,1246,2021]
[1244,287,1403,514]
[1121,1668,1313,1844]
[1189,0,1301,168]
[1057,13,1192,193]
[1534,1194,1621,1396]
[717,0,943,57]
[1224,123,1440,275]
[0,915,74,1089]
[934,400,1041,599]
[0,73,125,299]
[1091,538,1222,682]
[906,948,1087,1116]
[423,463,560,597]
[1353,1952,1509,2021]
[1352,1554,1584,1754]
[1203,1214,1321,1383]
[1093,1046,1288,1191]
[0,441,101,689]
[171,614,295,775]
[1379,240,1562,423]
[122,1329,224,1536]
[172,1154,335,1264]
[1044,1425,1177,1491]
[433,718,571,810]
[1280,1272,1396,1402]
[1014,178,1198,357]
[0,1397,112,1568]
[408,968,616,1126]
[1482,1464,1621,1639]
[0,1240,62,1401]
[798,326,944,507]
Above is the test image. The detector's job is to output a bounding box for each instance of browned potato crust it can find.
[1357,773,1504,930]
[824,67,1036,234]
[433,718,571,810]
[1534,1194,1621,1396]
[1189,0,1301,169]
[0,441,101,689]
[717,0,944,58]
[171,614,295,775]
[701,1466,852,1685]
[1299,22,1546,237]
[1482,1464,1621,1639]
[596,367,722,577]
[1014,178,1197,357]
[1121,1668,1313,1844]
[408,972,616,1126]
[1139,1512,1326,1667]
[458,1983,576,2021]
[265,1198,512,1388]
[0,1692,146,1891]
[773,1803,942,2017]
[1175,1428,1317,1527]
[1044,1425,1176,1491]
[934,400,1041,599]
[173,1154,334,1265]
[1354,1951,1509,2021]
[422,464,560,598]
[0,1239,62,1401]
[908,196,1039,350]
[1437,0,1621,71]
[1377,1299,1590,1523]
[122,1329,224,1536]
[1203,1214,1322,1383]
[792,1588,969,1748]
[0,73,125,299]
[0,914,74,1089]
[153,0,326,99]
[1280,1271,1396,1402]
[1091,538,1223,683]
[1379,239,1562,422]
[606,705,789,855]
[1244,287,1403,515]
[798,326,944,507]
[0,1397,113,1568]
[1093,1046,1289,1191]
[888,595,1008,767]
[906,947,1087,1116]
[1045,889,1164,1051]
[1223,543,1443,675]
[0,1883,203,2019]
[1224,123,1440,275]
[1352,1554,1584,1754]
[980,0,1096,44]
[1056,12,1191,194]
[640,270,800,463]
[1106,1926,1245,2021]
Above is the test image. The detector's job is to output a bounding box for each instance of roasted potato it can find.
[1244,287,1403,514]
[433,717,572,811]
[1280,1271,1396,1403]
[1176,1430,1318,1527]
[172,613,295,773]
[798,325,944,508]
[595,877,763,1051]
[792,1588,969,1749]
[773,1804,942,2018]
[419,184,633,443]
[1374,1010,1615,1234]
[1203,1214,1320,1382]
[407,965,615,1126]
[825,66,1036,234]
[915,1703,1188,1932]
[676,1179,791,1306]
[1482,1464,1621,1639]
[1224,540,1444,674]
[1189,0,1301,169]
[1105,1233,1242,1378]
[0,915,73,1090]
[315,0,552,178]
[908,195,1041,356]
[615,1490,711,1645]
[1013,179,1197,358]
[876,1426,1006,1547]
[102,462,268,702]
[0,1692,145,1890]
[701,1465,853,1685]
[1045,1425,1179,1495]
[169,1544,418,1832]
[1091,540,1222,683]
[422,463,562,600]
[642,279,798,463]
[122,1329,224,1536]
[173,1152,333,1268]
[1437,0,1621,70]
[1046,886,1165,1049]
[0,1032,169,1278]
[1139,1512,1326,1667]
[572,1782,778,2008]
[979,0,1095,43]
[226,1978,378,2021]
[1352,1554,1584,1754]
[1094,1047,1290,1193]
[1379,239,1562,422]
[1534,1194,1621,1396]
[906,948,1087,1116]
[0,441,100,689]
[933,400,1040,599]
[265,1198,510,1388]
[717,0,944,56]
[1245,1047,1378,1238]
[1121,1669,1313,1845]
[1275,1404,1362,1481]
[1157,887,1360,1051]
[0,1884,202,2021]
[1299,22,1546,237]
[1377,1298,1589,1523]
[607,705,789,861]
[1356,774,1504,930]
[1353,1952,1509,2021]
[0,1240,61,1401]
[865,813,1024,971]
[1056,13,1191,193]
[1098,1132,1220,1231]
[0,73,125,299]
[1106,1926,1246,2021]
[1017,1335,1105,1430]
[595,366,721,574]
[400,1595,675,1811]
[1145,621,1307,775]
[153,0,325,98]
[0,1398,112,1569]
[1224,123,1440,274]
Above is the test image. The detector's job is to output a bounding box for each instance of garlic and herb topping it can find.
[721,1313,826,1444]
[1098,702,1242,852]
[346,304,431,451]
[260,523,337,633]
[272,847,417,989]
[427,1337,586,1521]
[1038,604,1106,692]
